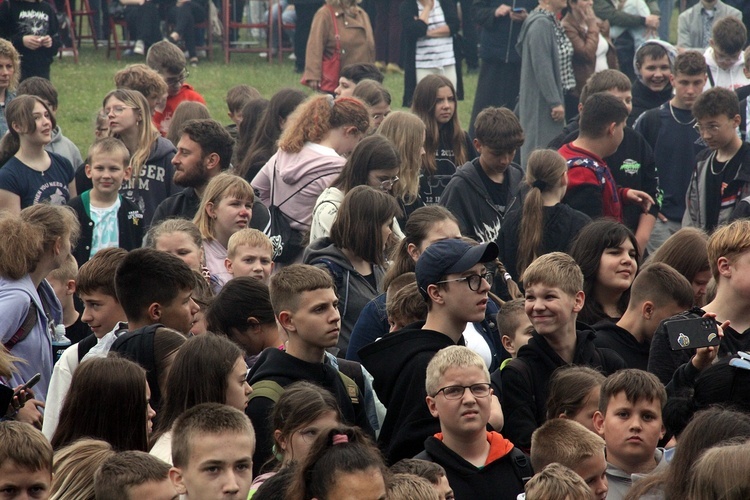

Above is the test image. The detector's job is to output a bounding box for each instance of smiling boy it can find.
[684,87,750,231]
[630,41,675,125]
[416,346,531,500]
[247,264,373,475]
[502,252,625,451]
[592,369,667,500]
[68,137,143,267]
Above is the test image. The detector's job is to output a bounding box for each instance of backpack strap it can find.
[337,371,360,405]
[3,303,38,351]
[248,380,285,404]
[509,447,534,485]
[336,358,365,404]
[77,334,98,363]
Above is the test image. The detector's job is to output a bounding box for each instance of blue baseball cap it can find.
[416,239,499,300]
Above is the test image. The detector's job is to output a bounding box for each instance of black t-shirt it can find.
[362,272,377,291]
[474,161,508,216]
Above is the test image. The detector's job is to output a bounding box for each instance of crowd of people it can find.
[6,0,750,497]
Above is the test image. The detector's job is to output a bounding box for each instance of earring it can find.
[272,444,284,461]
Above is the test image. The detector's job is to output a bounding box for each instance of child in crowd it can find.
[417,346,531,500]
[225,84,261,139]
[360,239,498,463]
[531,418,608,500]
[285,426,387,500]
[687,443,750,500]
[113,63,169,117]
[497,298,533,369]
[351,80,392,132]
[704,16,750,91]
[51,439,116,499]
[45,254,88,344]
[335,62,385,98]
[0,421,53,499]
[42,247,128,439]
[411,75,475,205]
[95,450,177,500]
[193,173,255,288]
[249,381,342,493]
[525,463,592,500]
[247,264,373,475]
[102,88,176,227]
[0,0,60,81]
[441,106,525,249]
[146,41,206,136]
[569,219,639,325]
[546,366,605,434]
[390,459,454,500]
[499,149,590,281]
[225,228,275,284]
[592,369,667,500]
[648,219,750,384]
[169,403,256,499]
[165,101,211,149]
[69,138,143,267]
[502,252,625,451]
[388,474,440,500]
[630,41,675,124]
[648,227,711,307]
[685,87,750,231]
[385,276,428,332]
[16,77,83,172]
[0,95,76,213]
[559,93,654,222]
[593,263,693,370]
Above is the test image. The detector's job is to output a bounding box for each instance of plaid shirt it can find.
[537,8,576,92]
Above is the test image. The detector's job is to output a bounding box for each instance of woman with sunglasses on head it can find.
[102,88,177,227]
[310,134,402,242]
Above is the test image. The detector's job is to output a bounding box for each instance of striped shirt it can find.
[415,0,455,69]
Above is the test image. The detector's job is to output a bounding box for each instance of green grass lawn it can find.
[49,46,480,155]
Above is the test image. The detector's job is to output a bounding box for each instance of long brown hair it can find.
[0,95,56,166]
[411,75,467,175]
[378,111,424,204]
[517,150,568,279]
[278,95,370,154]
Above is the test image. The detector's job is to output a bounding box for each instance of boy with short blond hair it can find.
[593,263,694,370]
[169,403,255,499]
[0,421,53,499]
[502,253,626,451]
[224,228,274,284]
[69,138,143,268]
[95,451,178,500]
[497,298,533,369]
[417,345,531,500]
[46,254,88,344]
[531,419,608,500]
[525,463,592,500]
[42,247,129,440]
[593,369,667,500]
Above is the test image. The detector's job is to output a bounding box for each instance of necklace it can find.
[669,102,696,125]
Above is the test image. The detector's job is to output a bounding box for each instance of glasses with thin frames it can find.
[693,122,724,136]
[433,383,492,400]
[435,272,493,291]
[165,70,189,87]
[379,176,399,191]
[104,105,134,117]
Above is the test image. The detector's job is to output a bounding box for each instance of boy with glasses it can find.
[360,238,499,464]
[146,41,206,137]
[416,345,531,500]
[684,87,750,231]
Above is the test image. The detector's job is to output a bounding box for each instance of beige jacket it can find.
[303,4,375,84]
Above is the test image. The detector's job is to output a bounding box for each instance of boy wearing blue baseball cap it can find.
[360,238,498,464]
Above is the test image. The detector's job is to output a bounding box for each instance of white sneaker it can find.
[134,40,145,55]
[288,53,296,60]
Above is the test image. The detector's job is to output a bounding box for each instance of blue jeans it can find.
[269,0,296,51]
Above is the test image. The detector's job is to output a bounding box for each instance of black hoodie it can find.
[359,322,460,464]
[501,329,626,451]
[593,320,651,370]
[246,347,373,475]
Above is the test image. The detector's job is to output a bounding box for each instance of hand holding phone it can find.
[13,373,41,399]
[666,317,720,351]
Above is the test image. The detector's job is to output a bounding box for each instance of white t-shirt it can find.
[90,197,121,258]
[415,0,455,69]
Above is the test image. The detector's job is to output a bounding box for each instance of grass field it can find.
[48,46,480,155]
